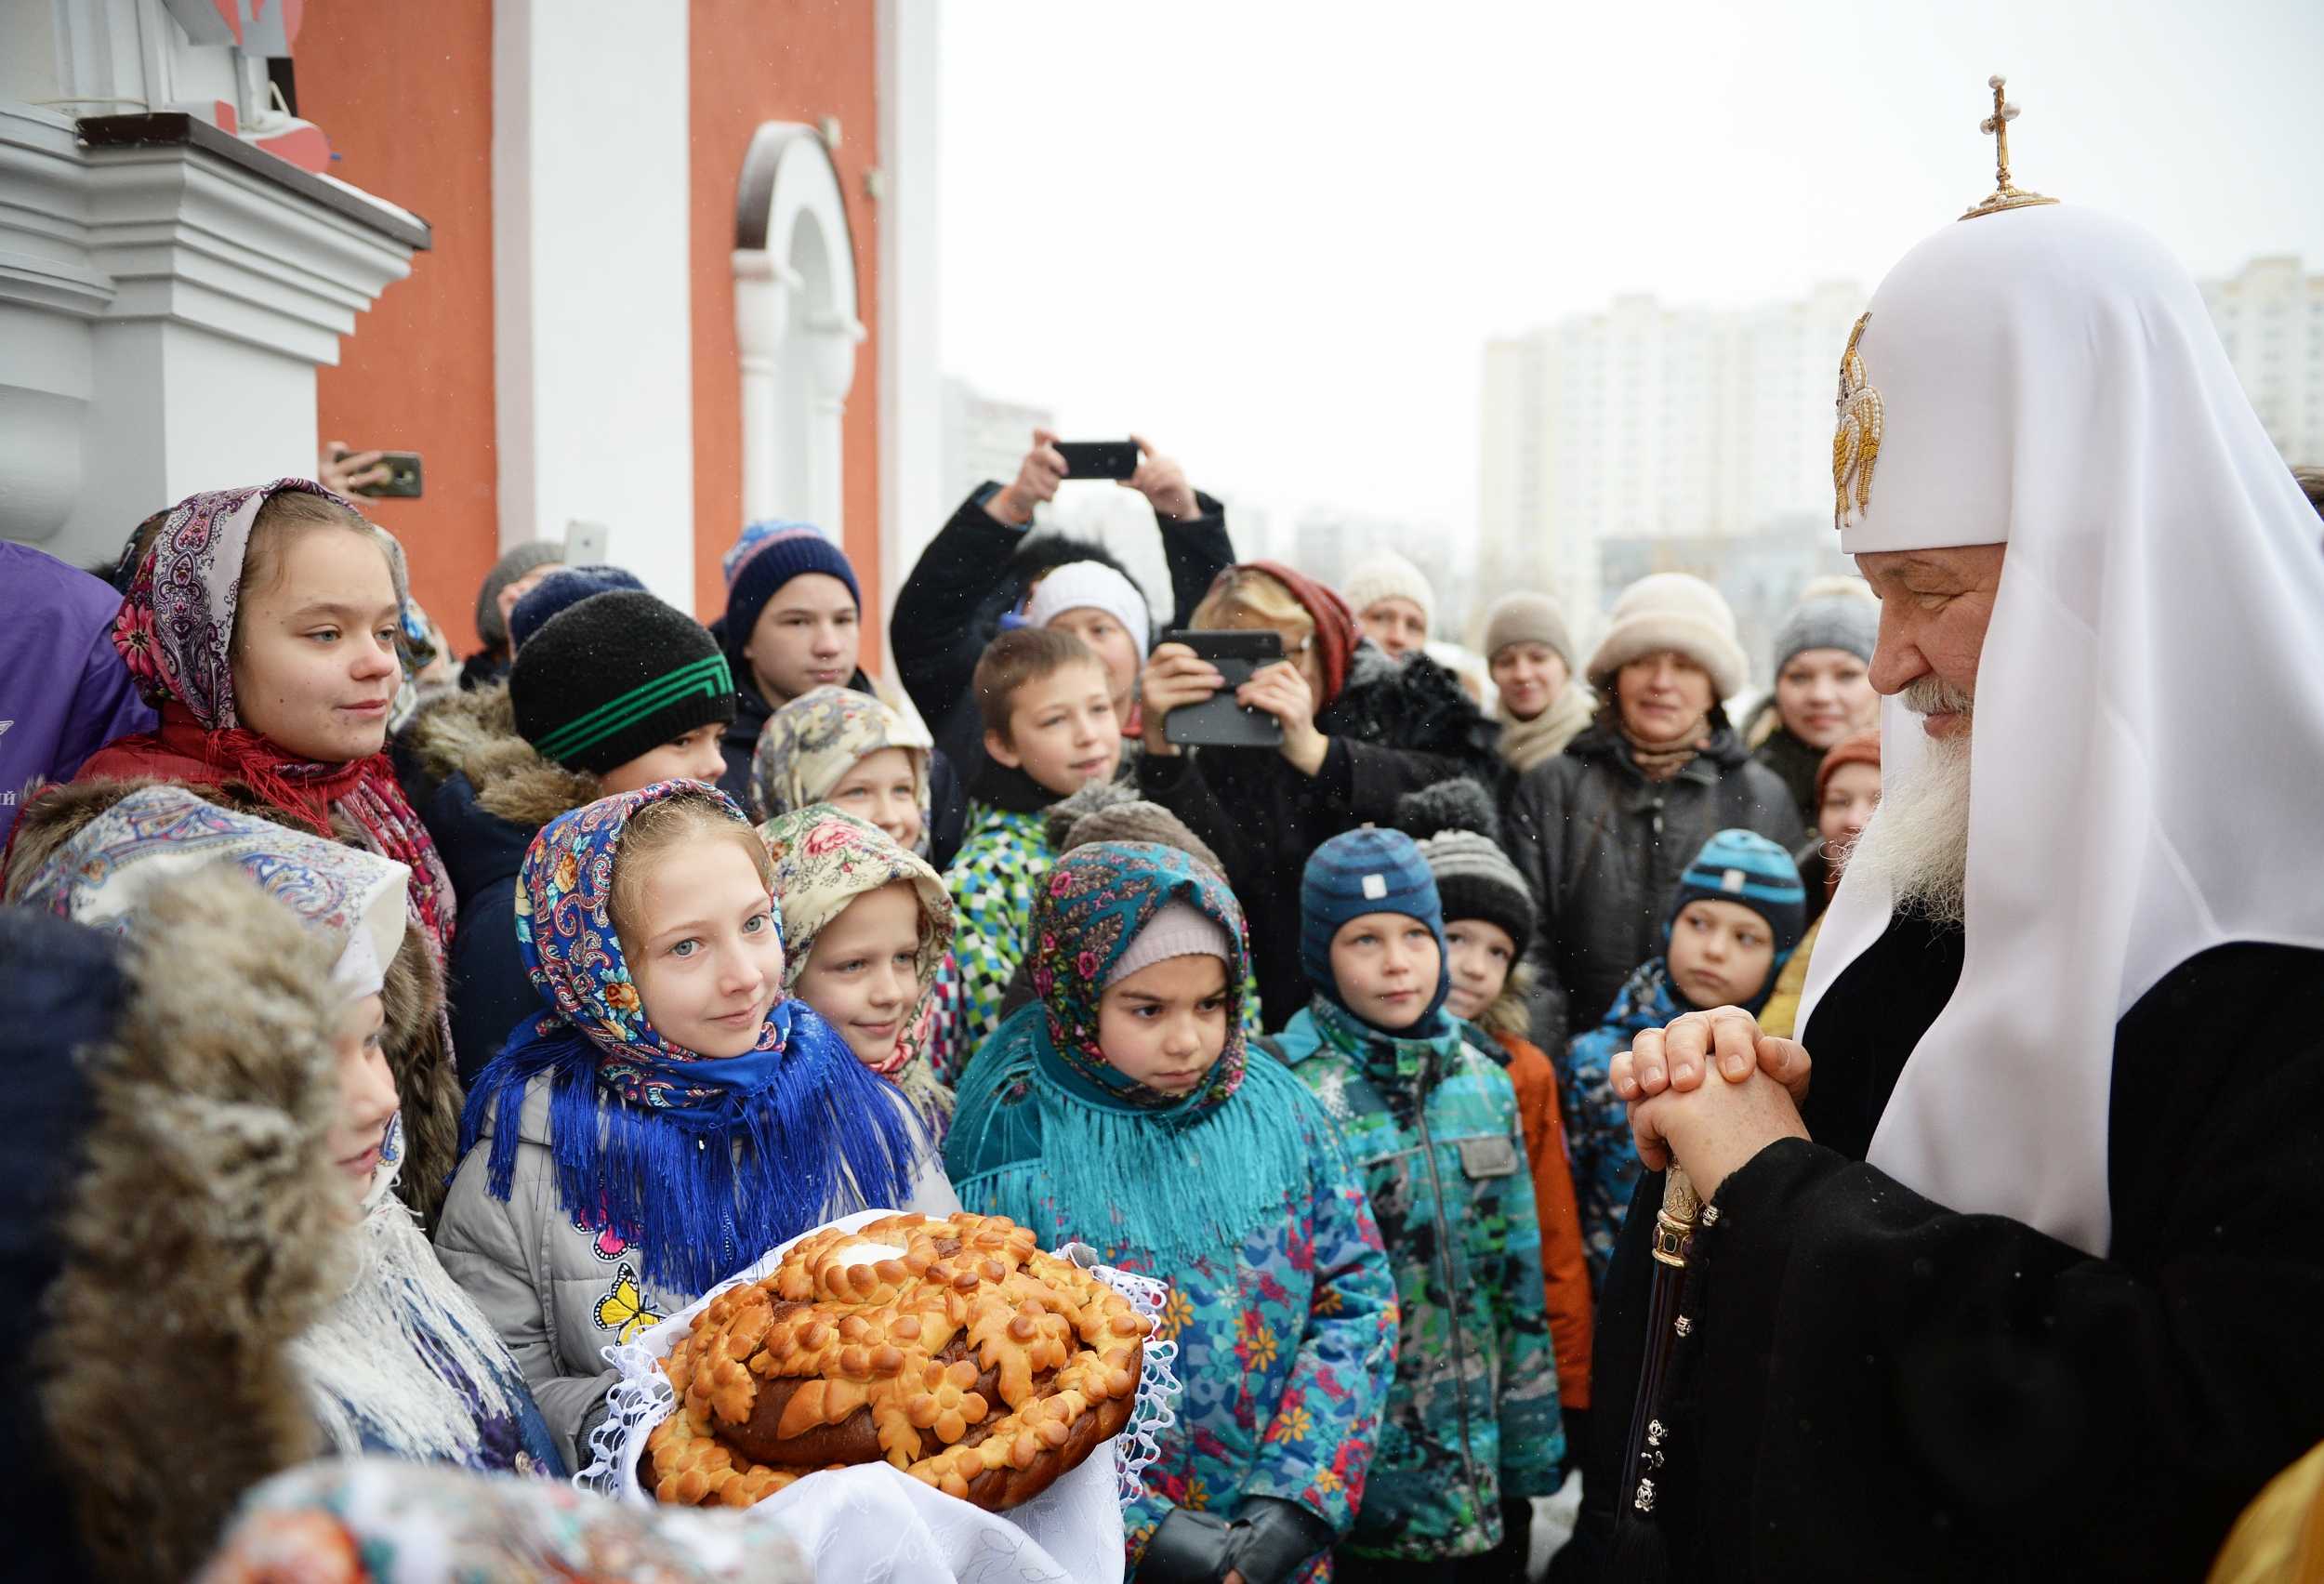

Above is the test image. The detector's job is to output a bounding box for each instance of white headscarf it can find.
[1800,201,2324,1256]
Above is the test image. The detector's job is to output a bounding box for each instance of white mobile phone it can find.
[563,519,610,565]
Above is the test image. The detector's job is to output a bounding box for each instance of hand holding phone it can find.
[331,446,423,498]
[1155,629,1286,750]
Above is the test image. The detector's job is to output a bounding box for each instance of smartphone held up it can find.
[1159,628,1286,749]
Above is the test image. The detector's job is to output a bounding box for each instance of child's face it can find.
[1443,918,1517,1023]
[1328,911,1442,1031]
[1096,953,1231,1095]
[793,882,924,1069]
[1818,760,1882,872]
[825,746,924,853]
[626,838,786,1056]
[1046,607,1142,719]
[744,574,861,705]
[601,722,728,797]
[232,529,403,763]
[1667,898,1777,1010]
[326,991,398,1220]
[986,661,1120,797]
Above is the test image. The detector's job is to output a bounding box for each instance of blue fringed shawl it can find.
[460,1004,925,1295]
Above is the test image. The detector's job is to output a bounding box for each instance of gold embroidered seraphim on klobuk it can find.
[1961,74,2060,221]
[1832,312,1883,530]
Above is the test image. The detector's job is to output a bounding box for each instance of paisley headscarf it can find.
[947,840,1310,1268]
[459,781,925,1295]
[86,479,456,969]
[746,684,933,840]
[17,783,409,1001]
[759,805,957,1126]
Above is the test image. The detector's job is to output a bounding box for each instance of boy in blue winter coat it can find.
[1561,827,1806,1292]
[1275,827,1563,1578]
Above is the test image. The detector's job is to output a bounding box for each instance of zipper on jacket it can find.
[1411,1047,1485,1520]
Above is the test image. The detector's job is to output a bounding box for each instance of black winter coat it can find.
[1135,644,1500,1029]
[1571,913,2324,1581]
[1502,721,1795,1049]
[889,484,1235,792]
[713,667,969,871]
[425,770,541,1084]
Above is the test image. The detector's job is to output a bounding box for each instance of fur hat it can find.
[473,541,563,652]
[1586,572,1750,699]
[1772,575,1880,672]
[1394,780,1536,958]
[1483,590,1576,669]
[1340,548,1436,635]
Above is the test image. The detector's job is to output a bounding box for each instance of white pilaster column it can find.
[876,0,941,668]
[492,0,695,609]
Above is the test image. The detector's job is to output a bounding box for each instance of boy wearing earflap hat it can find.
[1396,780,1596,1478]
[1275,826,1564,1576]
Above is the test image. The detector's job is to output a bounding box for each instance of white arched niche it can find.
[733,123,866,542]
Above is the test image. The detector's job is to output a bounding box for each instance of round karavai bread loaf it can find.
[647,1212,1148,1511]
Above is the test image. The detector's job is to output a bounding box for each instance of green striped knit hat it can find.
[511,590,736,774]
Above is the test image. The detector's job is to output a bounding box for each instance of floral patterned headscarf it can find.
[1031,840,1253,1118]
[96,479,454,968]
[462,780,923,1294]
[746,684,933,840]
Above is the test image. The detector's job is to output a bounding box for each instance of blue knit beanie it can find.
[509,563,648,651]
[1301,827,1450,1024]
[720,521,861,674]
[1666,828,1808,963]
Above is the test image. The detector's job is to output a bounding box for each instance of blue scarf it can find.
[457,782,923,1295]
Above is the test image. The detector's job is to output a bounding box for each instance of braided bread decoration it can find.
[646,1212,1147,1511]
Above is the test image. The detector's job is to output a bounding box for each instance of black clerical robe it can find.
[1568,910,2324,1580]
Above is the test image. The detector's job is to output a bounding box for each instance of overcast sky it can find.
[935,0,2324,541]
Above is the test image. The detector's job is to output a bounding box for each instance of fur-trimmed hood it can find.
[3,776,462,1229]
[403,682,598,831]
[1323,640,1502,768]
[32,873,343,1582]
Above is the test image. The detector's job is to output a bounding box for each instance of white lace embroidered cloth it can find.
[574,1209,1180,1584]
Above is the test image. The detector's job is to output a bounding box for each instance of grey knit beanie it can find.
[1483,590,1576,668]
[1393,781,1537,957]
[1104,900,1233,988]
[1772,575,1879,672]
[474,540,564,651]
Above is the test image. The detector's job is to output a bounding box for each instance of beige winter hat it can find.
[1585,572,1749,699]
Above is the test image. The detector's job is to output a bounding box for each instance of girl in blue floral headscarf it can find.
[436,780,956,1467]
[944,841,1398,1584]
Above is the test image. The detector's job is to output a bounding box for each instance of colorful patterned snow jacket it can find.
[943,800,1055,1067]
[1277,996,1565,1562]
[1559,955,1692,1296]
[945,841,1399,1580]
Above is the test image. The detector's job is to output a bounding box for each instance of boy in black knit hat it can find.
[1398,780,1597,1492]
[418,589,736,1079]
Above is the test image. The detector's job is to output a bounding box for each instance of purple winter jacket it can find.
[0,542,157,845]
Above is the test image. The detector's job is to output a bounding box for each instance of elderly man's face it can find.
[1857,546,2006,739]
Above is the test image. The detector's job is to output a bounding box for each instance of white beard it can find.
[1845,706,1973,925]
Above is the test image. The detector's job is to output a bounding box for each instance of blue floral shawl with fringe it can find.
[943,840,1312,1270]
[457,781,923,1295]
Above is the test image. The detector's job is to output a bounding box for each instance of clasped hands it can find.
[1611,1007,1814,1203]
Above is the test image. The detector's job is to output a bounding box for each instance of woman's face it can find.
[326,991,398,1219]
[824,746,924,852]
[1490,641,1569,722]
[1615,650,1714,741]
[626,838,786,1057]
[1776,647,1878,749]
[1217,610,1323,699]
[1358,597,1428,660]
[233,529,403,762]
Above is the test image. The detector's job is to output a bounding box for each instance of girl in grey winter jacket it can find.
[434,783,957,1467]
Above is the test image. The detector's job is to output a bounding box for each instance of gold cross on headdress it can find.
[1960,74,2060,221]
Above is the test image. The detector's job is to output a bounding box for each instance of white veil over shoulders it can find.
[1798,201,2324,1256]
